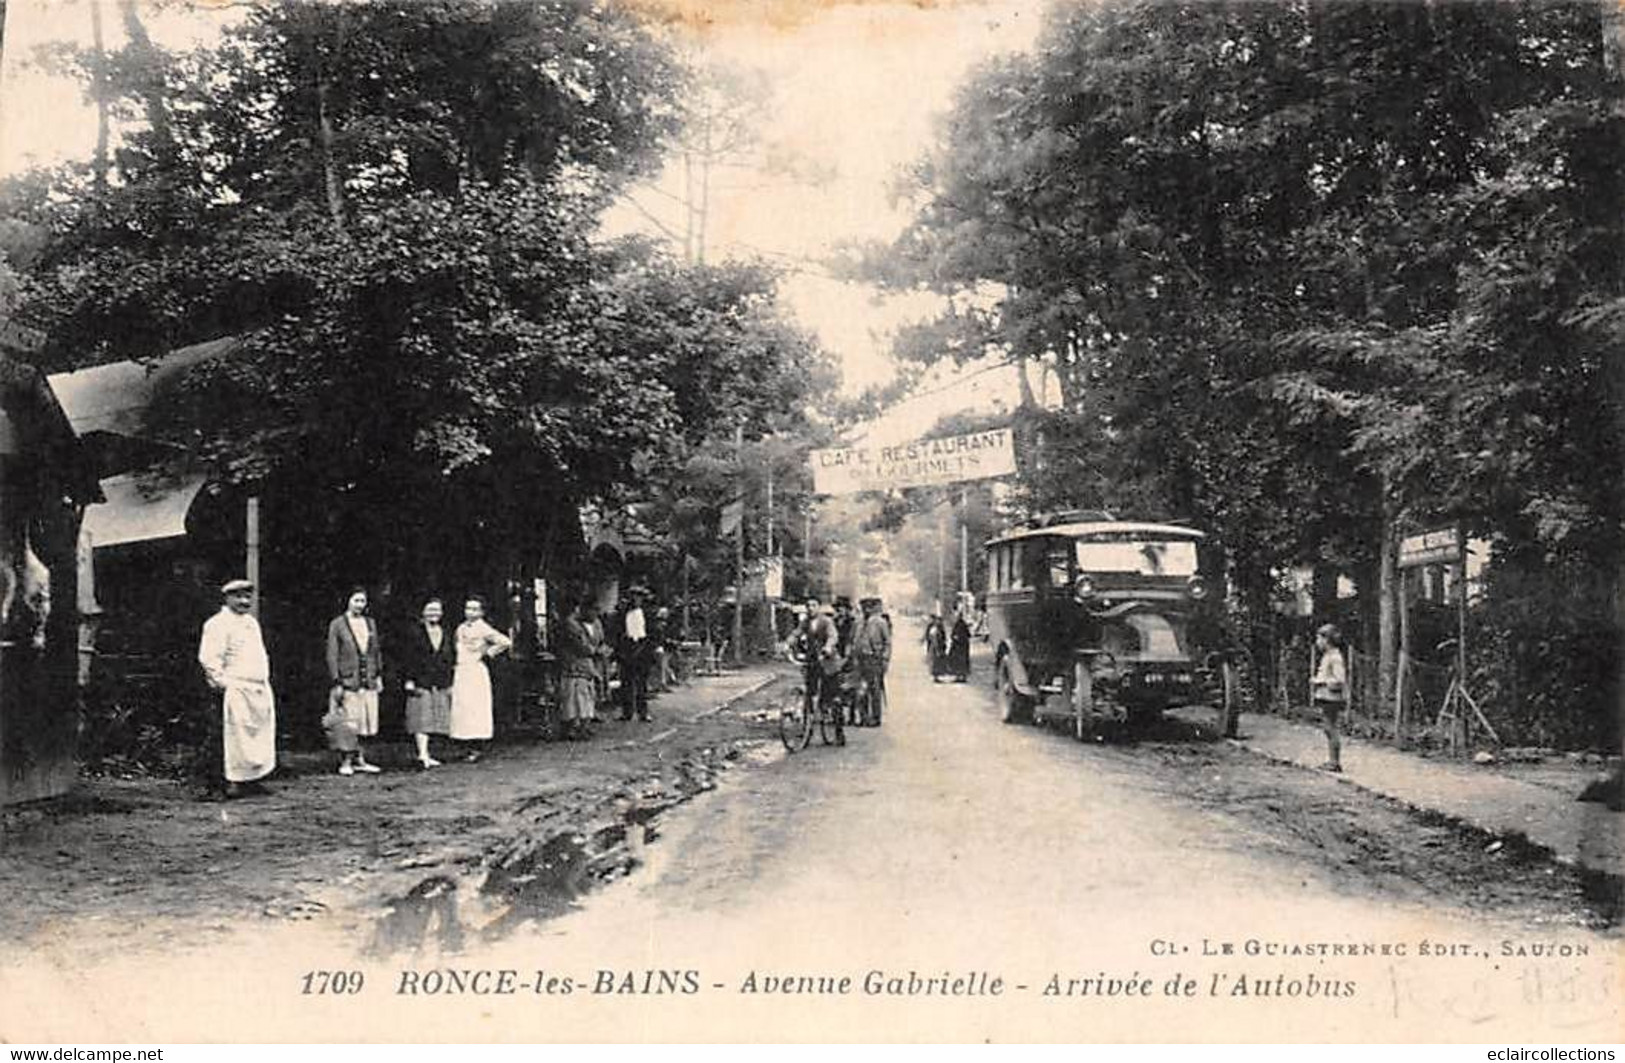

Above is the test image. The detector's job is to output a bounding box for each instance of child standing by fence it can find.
[1312,623,1348,772]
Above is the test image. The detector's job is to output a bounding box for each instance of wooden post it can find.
[246,495,261,619]
[732,426,744,665]
[76,524,99,688]
[680,555,691,640]
[1455,523,1469,747]
[1396,566,1410,746]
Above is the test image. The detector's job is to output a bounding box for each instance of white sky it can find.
[0,0,1044,417]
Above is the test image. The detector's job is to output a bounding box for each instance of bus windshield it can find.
[1074,539,1198,577]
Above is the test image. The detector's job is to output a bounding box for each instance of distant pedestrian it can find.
[618,586,652,721]
[400,597,456,769]
[948,609,972,682]
[325,587,385,776]
[925,614,949,681]
[650,605,675,691]
[1312,623,1348,773]
[449,596,513,761]
[196,579,276,798]
[557,597,602,740]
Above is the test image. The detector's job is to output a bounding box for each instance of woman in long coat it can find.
[325,588,384,776]
[449,596,512,761]
[948,609,973,682]
[924,614,950,681]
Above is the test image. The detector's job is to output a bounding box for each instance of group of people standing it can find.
[193,577,675,799]
[923,608,973,683]
[796,594,892,735]
[320,588,513,775]
[554,586,672,740]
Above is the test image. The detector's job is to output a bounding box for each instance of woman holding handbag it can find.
[325,588,384,777]
[448,596,512,762]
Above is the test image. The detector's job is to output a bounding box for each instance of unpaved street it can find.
[524,624,1618,1041]
[2,625,1617,1042]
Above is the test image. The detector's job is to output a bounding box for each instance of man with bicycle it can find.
[799,596,845,745]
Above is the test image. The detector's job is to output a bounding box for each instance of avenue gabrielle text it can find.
[302,968,1363,1000]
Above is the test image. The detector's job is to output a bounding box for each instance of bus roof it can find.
[984,521,1206,549]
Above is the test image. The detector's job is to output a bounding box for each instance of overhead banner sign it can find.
[810,428,1017,495]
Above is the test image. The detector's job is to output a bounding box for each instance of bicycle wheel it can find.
[818,696,845,746]
[780,690,814,752]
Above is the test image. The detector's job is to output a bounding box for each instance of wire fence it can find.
[1264,640,1462,747]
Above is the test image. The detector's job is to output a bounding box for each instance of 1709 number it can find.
[301,969,366,995]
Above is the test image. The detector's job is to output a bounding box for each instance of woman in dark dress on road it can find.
[948,610,972,682]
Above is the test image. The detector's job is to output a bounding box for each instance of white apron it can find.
[448,619,509,740]
[448,662,492,740]
[222,680,276,782]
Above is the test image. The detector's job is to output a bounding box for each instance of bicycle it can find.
[854,668,885,727]
[780,651,847,752]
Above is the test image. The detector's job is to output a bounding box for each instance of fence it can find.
[1265,641,1465,749]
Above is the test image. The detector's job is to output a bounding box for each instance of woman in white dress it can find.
[448,596,512,761]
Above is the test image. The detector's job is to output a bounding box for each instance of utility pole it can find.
[959,487,969,595]
[759,445,777,652]
[732,423,745,665]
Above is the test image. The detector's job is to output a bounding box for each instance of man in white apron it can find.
[197,579,277,798]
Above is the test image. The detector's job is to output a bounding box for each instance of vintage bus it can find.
[983,512,1239,739]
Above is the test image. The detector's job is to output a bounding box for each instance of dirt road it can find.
[1,628,1617,1041]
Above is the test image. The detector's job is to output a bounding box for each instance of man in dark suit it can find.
[617,586,652,721]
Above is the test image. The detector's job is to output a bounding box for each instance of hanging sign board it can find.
[1399,527,1461,569]
[810,428,1016,496]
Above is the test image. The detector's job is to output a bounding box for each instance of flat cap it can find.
[221,579,255,595]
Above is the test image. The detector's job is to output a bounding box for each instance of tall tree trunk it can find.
[1014,355,1038,410]
[316,78,345,230]
[89,0,110,197]
[311,12,346,233]
[117,0,173,168]
[696,113,712,265]
[1377,488,1398,708]
[1599,0,1625,757]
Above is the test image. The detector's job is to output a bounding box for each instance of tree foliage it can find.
[7,1,828,523]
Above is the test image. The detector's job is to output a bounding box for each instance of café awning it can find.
[48,336,243,438]
[81,472,209,548]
